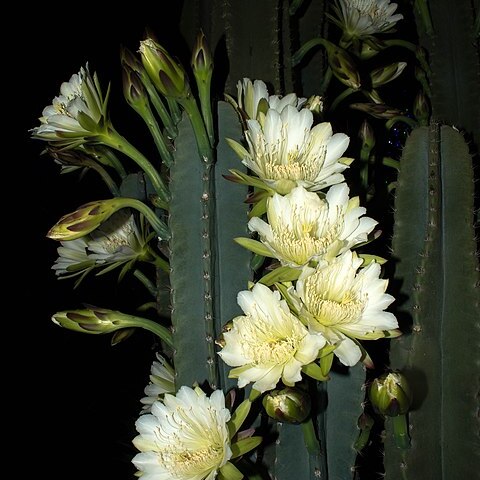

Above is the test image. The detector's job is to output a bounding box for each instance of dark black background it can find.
[18,3,185,478]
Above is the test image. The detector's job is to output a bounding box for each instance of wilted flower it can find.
[133,387,237,480]
[140,353,175,413]
[228,105,350,194]
[32,65,108,147]
[248,185,377,267]
[52,211,150,282]
[291,250,399,366]
[330,0,403,40]
[218,283,326,393]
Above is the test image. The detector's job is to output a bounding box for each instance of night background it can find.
[21,3,184,478]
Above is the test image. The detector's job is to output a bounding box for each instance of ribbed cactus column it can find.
[169,101,251,390]
[386,125,480,479]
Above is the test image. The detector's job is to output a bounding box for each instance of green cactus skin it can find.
[386,125,480,479]
[414,0,480,140]
[214,101,253,391]
[169,101,250,390]
[326,366,366,480]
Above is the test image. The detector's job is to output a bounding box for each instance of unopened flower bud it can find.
[370,62,407,88]
[139,38,190,99]
[359,119,375,150]
[122,64,148,110]
[191,30,213,80]
[413,91,430,125]
[305,95,324,115]
[350,102,402,119]
[52,307,125,334]
[368,372,412,417]
[359,38,386,60]
[324,40,361,90]
[262,387,311,424]
[47,198,128,241]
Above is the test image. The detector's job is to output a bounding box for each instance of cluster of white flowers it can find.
[219,78,399,392]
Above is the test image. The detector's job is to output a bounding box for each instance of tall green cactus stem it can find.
[386,125,480,479]
[169,102,250,390]
[414,0,480,141]
[180,0,294,95]
[326,366,366,479]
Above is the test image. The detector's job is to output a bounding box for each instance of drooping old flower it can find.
[248,185,377,268]
[133,386,232,480]
[32,65,108,147]
[219,283,326,393]
[140,353,175,413]
[291,250,399,366]
[330,0,403,40]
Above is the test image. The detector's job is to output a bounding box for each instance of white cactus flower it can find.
[133,386,232,480]
[291,250,399,366]
[219,283,326,393]
[331,0,403,39]
[248,185,377,268]
[229,105,350,194]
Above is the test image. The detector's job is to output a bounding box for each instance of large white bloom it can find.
[52,211,148,281]
[133,386,232,480]
[230,105,349,194]
[291,250,398,366]
[331,0,403,39]
[32,65,106,146]
[219,283,326,393]
[140,353,175,413]
[248,185,377,267]
[236,78,306,120]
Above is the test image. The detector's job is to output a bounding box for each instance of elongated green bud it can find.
[262,387,311,424]
[191,30,213,82]
[47,199,126,240]
[359,119,375,151]
[368,372,412,417]
[139,38,190,99]
[323,40,361,90]
[350,102,402,119]
[413,91,430,125]
[122,64,148,111]
[370,62,407,88]
[52,306,173,345]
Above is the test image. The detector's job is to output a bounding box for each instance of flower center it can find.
[240,317,301,366]
[269,212,342,266]
[304,280,365,326]
[161,444,224,477]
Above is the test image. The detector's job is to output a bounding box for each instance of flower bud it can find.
[139,38,190,99]
[122,64,148,110]
[350,102,402,119]
[52,307,125,334]
[262,387,311,424]
[304,95,324,115]
[324,41,361,90]
[370,62,407,88]
[368,372,412,417]
[359,119,375,151]
[413,91,430,125]
[47,198,127,241]
[191,30,213,81]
